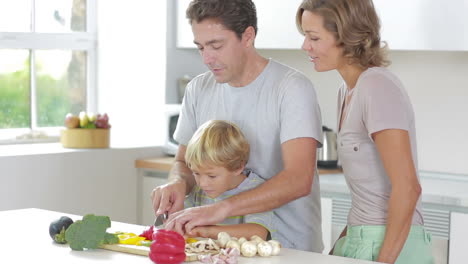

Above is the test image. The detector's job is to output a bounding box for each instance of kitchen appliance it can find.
[317,126,338,168]
[177,75,192,103]
[164,104,182,155]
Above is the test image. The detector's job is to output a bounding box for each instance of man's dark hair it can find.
[186,0,257,40]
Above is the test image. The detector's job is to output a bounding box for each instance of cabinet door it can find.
[139,170,169,226]
[374,0,468,51]
[176,0,304,49]
[177,0,468,51]
[254,0,304,49]
[321,197,332,254]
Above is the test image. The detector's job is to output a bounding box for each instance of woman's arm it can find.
[372,129,422,264]
[187,223,269,241]
[329,226,347,255]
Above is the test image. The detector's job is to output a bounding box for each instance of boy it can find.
[183,120,274,240]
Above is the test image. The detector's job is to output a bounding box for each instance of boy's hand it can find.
[187,226,210,238]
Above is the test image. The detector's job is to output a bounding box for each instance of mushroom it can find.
[217,232,231,248]
[249,235,264,245]
[237,237,247,247]
[268,240,282,256]
[225,240,241,251]
[240,241,257,257]
[257,241,273,257]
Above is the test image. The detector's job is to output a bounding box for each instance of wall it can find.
[165,0,206,104]
[0,145,165,224]
[258,49,468,175]
[97,0,167,147]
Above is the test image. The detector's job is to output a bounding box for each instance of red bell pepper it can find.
[149,229,186,264]
[139,225,154,241]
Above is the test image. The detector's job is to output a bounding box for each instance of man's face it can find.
[192,18,247,85]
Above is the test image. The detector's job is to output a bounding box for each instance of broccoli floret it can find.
[64,214,118,251]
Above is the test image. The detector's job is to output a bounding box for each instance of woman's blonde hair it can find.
[296,0,390,68]
[185,120,249,172]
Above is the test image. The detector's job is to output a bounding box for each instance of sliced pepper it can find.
[185,237,198,244]
[149,229,186,264]
[139,225,155,241]
[117,232,146,245]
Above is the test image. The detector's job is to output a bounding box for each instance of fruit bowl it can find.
[60,128,110,148]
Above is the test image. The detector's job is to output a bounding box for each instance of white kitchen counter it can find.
[0,208,382,264]
[320,171,468,210]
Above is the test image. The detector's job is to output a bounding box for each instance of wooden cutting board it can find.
[99,244,199,262]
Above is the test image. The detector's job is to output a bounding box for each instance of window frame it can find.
[0,0,97,144]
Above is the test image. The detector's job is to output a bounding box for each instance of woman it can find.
[296,0,434,263]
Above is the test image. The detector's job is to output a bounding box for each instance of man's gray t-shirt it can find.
[184,170,276,238]
[174,59,324,252]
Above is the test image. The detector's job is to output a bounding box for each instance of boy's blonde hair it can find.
[185,120,250,172]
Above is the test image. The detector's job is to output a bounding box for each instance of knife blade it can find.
[153,212,168,228]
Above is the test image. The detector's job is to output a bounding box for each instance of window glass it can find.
[35,50,87,127]
[0,50,30,129]
[35,0,86,32]
[0,0,31,32]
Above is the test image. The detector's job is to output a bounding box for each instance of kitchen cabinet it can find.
[137,170,168,226]
[374,0,468,51]
[321,197,332,254]
[449,212,468,264]
[176,0,468,51]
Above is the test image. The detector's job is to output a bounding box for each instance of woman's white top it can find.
[337,67,424,226]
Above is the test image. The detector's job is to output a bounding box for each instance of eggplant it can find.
[49,216,74,244]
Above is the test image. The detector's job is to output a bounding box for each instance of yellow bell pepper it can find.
[185,237,198,244]
[117,232,146,245]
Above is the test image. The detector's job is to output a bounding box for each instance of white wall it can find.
[97,0,167,147]
[258,49,468,174]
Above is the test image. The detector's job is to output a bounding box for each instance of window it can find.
[0,0,97,144]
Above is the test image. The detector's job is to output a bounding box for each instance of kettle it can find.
[317,126,338,168]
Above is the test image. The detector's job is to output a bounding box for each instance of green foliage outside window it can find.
[0,66,73,129]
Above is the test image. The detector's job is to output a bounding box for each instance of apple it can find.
[88,112,97,123]
[79,111,89,128]
[64,113,80,128]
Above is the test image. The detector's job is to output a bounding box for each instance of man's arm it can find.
[165,137,318,234]
[152,145,196,216]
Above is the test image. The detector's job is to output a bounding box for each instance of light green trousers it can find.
[333,225,434,264]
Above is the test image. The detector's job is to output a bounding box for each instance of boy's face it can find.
[192,164,244,199]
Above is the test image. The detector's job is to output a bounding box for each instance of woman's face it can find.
[300,10,345,72]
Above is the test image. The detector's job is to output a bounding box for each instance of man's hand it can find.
[164,202,230,236]
[151,179,187,217]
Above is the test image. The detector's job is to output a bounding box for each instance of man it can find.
[152,0,323,252]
